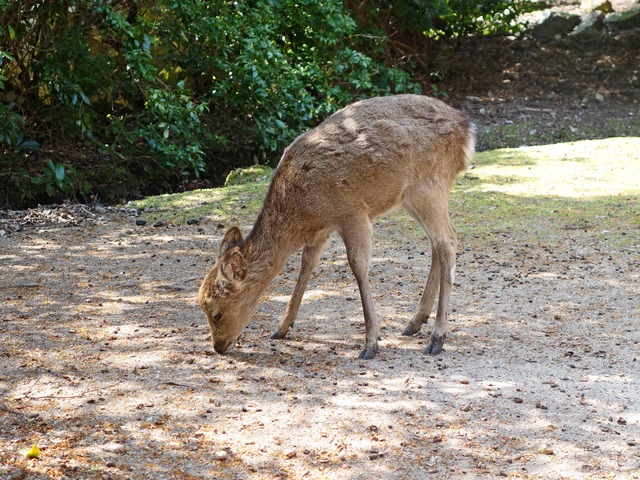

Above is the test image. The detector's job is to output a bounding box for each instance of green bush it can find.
[1,0,419,207]
[348,0,537,39]
[436,0,538,37]
[0,0,534,207]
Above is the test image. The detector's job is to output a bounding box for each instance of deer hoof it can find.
[358,345,378,360]
[270,330,286,340]
[401,322,421,336]
[425,334,445,355]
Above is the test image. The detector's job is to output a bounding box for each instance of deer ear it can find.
[219,226,243,255]
[221,247,248,282]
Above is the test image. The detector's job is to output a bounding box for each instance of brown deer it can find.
[198,94,475,359]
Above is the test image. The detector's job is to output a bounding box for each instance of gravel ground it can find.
[2,2,640,479]
[1,204,638,479]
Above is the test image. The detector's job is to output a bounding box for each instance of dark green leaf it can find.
[54,164,65,182]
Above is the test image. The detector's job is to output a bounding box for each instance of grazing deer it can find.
[198,94,475,359]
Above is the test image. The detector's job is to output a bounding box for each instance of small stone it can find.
[535,400,549,410]
[580,0,612,13]
[604,9,640,31]
[135,219,147,226]
[569,10,605,41]
[153,220,165,227]
[284,449,297,459]
[105,461,116,468]
[214,450,228,461]
[532,10,581,40]
[513,397,524,404]
[538,445,554,455]
[102,442,126,454]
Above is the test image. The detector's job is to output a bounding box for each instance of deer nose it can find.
[213,340,229,354]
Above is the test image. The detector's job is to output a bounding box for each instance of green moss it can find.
[224,165,274,186]
[453,137,640,248]
[130,137,640,250]
[131,181,269,226]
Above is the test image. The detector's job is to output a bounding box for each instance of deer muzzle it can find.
[213,338,235,354]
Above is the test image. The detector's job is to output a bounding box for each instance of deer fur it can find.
[198,94,475,359]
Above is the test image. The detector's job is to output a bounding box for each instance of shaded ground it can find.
[1,3,640,478]
[0,175,638,479]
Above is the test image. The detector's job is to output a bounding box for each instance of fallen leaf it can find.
[25,443,40,459]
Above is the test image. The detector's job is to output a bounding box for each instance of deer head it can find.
[198,226,253,353]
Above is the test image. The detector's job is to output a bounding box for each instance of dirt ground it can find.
[437,0,640,151]
[0,191,638,480]
[2,2,640,478]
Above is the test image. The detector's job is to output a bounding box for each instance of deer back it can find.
[259,94,474,234]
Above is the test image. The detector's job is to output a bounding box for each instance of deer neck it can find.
[240,207,299,294]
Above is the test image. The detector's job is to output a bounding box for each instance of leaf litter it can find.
[0,201,638,479]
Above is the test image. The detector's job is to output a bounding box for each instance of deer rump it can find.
[198,94,475,360]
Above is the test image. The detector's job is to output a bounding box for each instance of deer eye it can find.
[213,313,222,322]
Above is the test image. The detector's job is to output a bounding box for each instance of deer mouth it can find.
[213,338,236,354]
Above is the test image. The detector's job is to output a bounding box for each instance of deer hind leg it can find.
[403,190,458,355]
[271,236,330,340]
[402,244,440,336]
[426,228,457,355]
[340,217,379,360]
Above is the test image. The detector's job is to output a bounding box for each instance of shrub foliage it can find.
[0,0,534,207]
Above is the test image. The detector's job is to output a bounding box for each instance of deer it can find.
[198,94,475,360]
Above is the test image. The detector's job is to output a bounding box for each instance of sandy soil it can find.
[1,3,639,477]
[0,203,638,479]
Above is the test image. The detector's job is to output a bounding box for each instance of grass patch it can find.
[131,137,639,249]
[132,181,268,226]
[466,138,638,197]
[452,137,639,248]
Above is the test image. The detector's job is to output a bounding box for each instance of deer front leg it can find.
[341,219,378,360]
[271,239,329,340]
[402,245,440,336]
